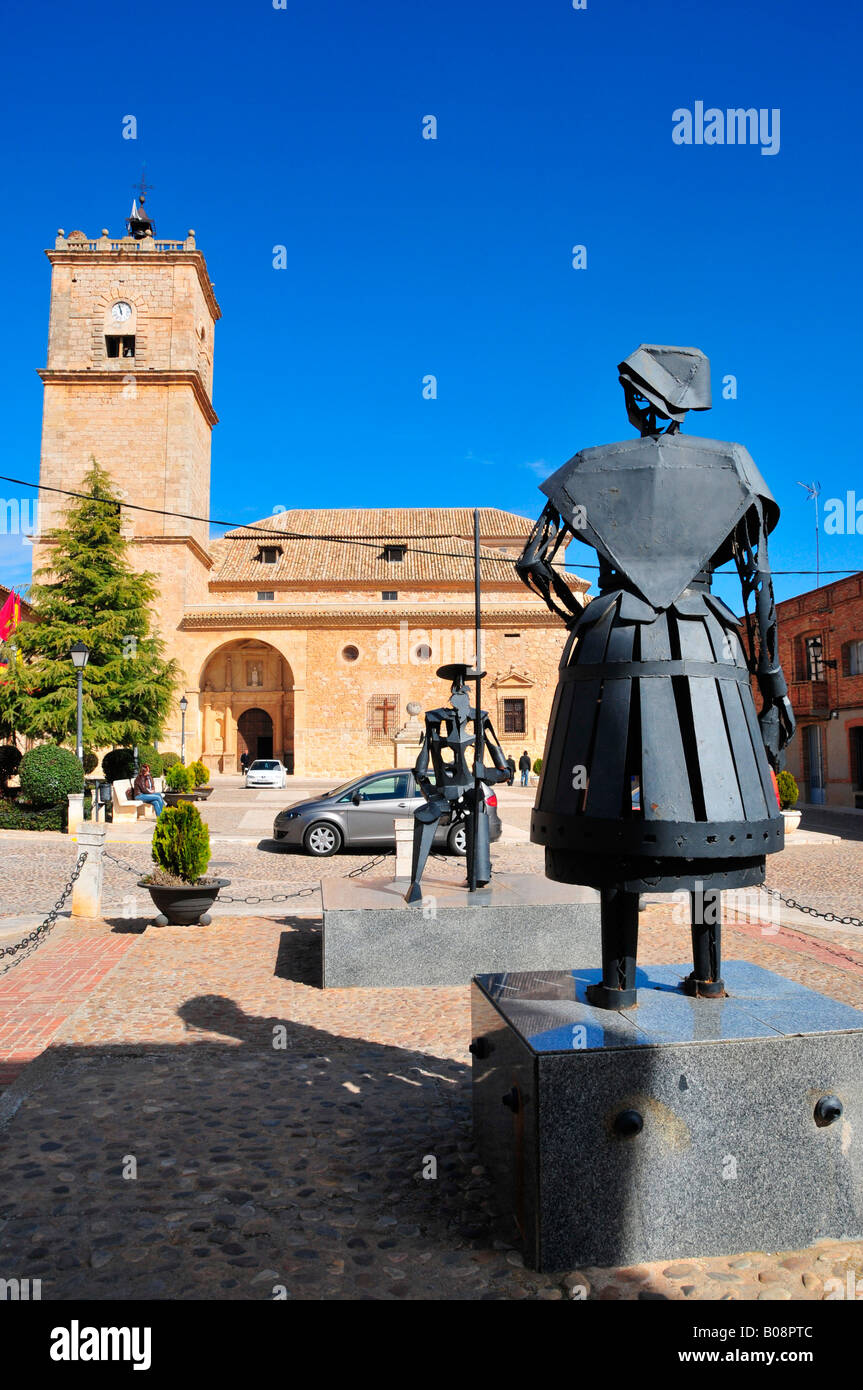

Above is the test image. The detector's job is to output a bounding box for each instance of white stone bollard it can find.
[67,792,85,833]
[393,816,415,880]
[72,822,106,919]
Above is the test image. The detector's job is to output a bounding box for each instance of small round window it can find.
[342,645,360,662]
[415,643,433,662]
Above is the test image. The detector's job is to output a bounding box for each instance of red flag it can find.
[0,589,21,642]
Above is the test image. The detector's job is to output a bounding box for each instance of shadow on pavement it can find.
[799,807,863,842]
[0,1005,526,1301]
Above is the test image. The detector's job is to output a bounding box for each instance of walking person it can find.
[518,750,532,787]
[506,755,516,786]
[133,763,165,818]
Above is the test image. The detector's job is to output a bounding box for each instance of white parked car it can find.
[245,759,288,789]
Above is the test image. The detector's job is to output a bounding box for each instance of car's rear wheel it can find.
[304,821,343,857]
[447,822,467,855]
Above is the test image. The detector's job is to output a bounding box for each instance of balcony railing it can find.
[54,230,196,253]
[791,679,829,715]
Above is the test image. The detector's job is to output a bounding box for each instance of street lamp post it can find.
[70,641,89,762]
[179,695,188,764]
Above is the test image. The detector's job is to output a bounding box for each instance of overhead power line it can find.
[0,473,860,579]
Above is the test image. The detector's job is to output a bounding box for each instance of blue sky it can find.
[1,0,861,612]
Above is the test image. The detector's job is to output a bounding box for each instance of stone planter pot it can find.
[781,808,802,835]
[164,788,213,805]
[138,877,230,926]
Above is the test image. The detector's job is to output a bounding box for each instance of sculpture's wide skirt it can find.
[532,587,783,893]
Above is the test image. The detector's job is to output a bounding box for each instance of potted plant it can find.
[138,801,229,925]
[189,759,214,799]
[163,761,197,804]
[777,770,801,834]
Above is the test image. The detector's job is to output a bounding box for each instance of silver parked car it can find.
[272,768,503,857]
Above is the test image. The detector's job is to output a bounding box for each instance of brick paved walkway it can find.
[1,883,862,1301]
[0,930,138,1091]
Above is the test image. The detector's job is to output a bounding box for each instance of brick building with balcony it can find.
[775,572,863,808]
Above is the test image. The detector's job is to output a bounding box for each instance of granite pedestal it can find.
[321,873,600,987]
[471,961,863,1270]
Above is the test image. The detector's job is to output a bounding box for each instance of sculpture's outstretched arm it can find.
[515,502,583,625]
[732,501,796,770]
[482,717,512,785]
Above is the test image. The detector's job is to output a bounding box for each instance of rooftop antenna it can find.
[796,480,821,589]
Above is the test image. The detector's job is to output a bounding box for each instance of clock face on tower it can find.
[111,301,132,323]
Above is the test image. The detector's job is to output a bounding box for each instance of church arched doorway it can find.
[199,639,294,773]
[237,708,274,763]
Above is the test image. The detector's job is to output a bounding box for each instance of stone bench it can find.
[110,778,163,821]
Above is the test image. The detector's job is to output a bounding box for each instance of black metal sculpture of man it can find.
[405,663,509,904]
[517,344,795,1008]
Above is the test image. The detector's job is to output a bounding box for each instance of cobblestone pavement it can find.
[3,831,863,926]
[1,895,863,1300]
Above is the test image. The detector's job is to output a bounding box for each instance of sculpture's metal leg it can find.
[466,800,491,891]
[585,886,640,1009]
[404,810,442,905]
[683,888,726,998]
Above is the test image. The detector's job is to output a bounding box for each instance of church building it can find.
[33,204,587,777]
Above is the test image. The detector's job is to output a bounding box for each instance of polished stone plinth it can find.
[321,873,600,988]
[471,961,863,1270]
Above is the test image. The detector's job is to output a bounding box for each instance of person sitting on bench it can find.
[133,764,165,818]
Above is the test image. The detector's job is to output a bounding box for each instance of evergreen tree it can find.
[16,462,179,747]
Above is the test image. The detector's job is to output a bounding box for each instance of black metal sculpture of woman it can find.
[405,663,509,904]
[517,345,795,1008]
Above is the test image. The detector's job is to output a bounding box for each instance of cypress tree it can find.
[15,461,179,748]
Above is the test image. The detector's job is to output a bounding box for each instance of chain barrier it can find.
[103,841,399,907]
[104,849,143,876]
[346,851,394,878]
[0,852,88,977]
[762,885,863,929]
[218,886,318,905]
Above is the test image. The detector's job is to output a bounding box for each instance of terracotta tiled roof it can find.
[209,534,541,586]
[224,507,535,540]
[209,507,589,590]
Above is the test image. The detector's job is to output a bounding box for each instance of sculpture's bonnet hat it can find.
[618,344,712,422]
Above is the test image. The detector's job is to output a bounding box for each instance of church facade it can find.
[34,215,587,777]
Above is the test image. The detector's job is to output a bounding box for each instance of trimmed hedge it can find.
[19,744,84,807]
[102,748,137,783]
[189,759,210,787]
[0,744,22,791]
[0,800,66,832]
[161,751,181,769]
[137,744,165,777]
[82,750,99,774]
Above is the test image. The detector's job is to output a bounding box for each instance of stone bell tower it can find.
[34,188,221,617]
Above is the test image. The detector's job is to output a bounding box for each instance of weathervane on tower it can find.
[126,170,156,239]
